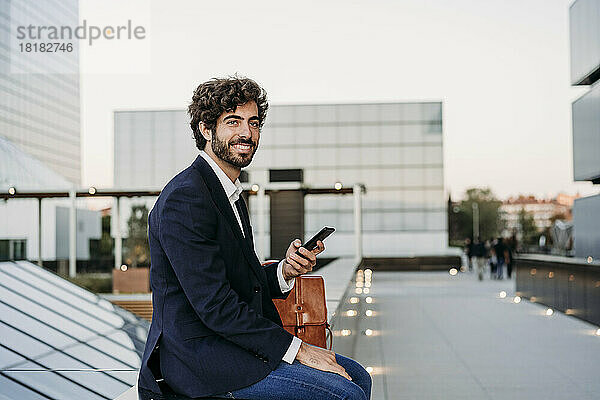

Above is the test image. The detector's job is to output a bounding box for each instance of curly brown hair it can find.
[188,75,269,151]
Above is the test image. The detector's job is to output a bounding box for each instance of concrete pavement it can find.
[332,270,600,400]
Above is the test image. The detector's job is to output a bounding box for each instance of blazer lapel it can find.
[236,196,264,267]
[236,196,253,243]
[192,156,265,282]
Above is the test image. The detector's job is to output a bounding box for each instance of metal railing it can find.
[516,254,600,326]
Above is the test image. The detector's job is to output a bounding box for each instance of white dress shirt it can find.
[199,151,302,363]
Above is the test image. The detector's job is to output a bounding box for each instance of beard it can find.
[211,132,258,168]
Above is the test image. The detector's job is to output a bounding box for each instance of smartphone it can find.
[296,226,335,256]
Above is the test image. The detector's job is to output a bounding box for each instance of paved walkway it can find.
[333,270,600,400]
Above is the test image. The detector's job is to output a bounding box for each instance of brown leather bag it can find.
[272,275,332,349]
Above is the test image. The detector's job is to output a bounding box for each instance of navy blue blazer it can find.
[138,155,294,398]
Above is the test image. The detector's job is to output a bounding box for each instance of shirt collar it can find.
[199,150,243,202]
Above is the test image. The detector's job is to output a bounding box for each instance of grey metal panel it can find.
[573,194,600,259]
[586,270,600,325]
[570,0,600,84]
[515,264,533,298]
[516,258,600,325]
[572,83,600,181]
[269,191,304,260]
[555,268,569,312]
[568,269,588,320]
[539,265,555,307]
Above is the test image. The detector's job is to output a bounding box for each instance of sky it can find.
[79,0,599,201]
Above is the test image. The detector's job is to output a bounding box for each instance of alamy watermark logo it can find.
[9,0,151,74]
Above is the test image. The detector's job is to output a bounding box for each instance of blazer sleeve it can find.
[158,186,293,365]
[262,261,290,300]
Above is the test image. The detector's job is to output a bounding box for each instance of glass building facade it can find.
[0,0,81,184]
[570,0,600,258]
[114,102,447,258]
[572,84,600,183]
[249,103,445,257]
[114,110,197,189]
[0,260,149,399]
[570,0,600,86]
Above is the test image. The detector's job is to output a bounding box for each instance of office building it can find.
[0,1,92,263]
[0,0,81,184]
[570,0,600,258]
[501,194,577,232]
[114,102,447,258]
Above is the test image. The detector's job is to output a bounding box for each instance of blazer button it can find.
[254,285,261,293]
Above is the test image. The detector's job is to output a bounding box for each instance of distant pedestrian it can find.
[464,238,473,272]
[488,238,497,279]
[539,234,548,254]
[471,237,486,281]
[506,235,517,279]
[494,237,507,280]
[462,238,472,272]
[489,247,497,279]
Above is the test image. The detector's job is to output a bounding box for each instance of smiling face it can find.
[204,101,260,169]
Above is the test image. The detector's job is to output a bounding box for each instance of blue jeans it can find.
[496,257,504,279]
[215,353,371,400]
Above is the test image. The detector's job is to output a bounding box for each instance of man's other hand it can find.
[295,342,351,380]
[282,239,325,280]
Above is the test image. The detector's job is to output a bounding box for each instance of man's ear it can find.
[199,122,212,142]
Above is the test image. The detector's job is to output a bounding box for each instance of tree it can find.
[517,208,538,246]
[449,187,503,245]
[124,204,150,268]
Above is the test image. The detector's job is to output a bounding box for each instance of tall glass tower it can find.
[0,0,80,184]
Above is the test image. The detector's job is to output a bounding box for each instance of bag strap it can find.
[326,322,333,350]
[294,277,303,326]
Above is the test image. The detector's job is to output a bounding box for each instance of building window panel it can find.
[422,103,442,122]
[359,104,381,122]
[424,169,443,186]
[293,105,317,123]
[316,147,337,168]
[380,125,403,144]
[401,146,424,165]
[336,104,362,123]
[338,124,361,145]
[314,104,338,124]
[382,211,403,231]
[404,212,426,230]
[360,147,381,167]
[379,146,402,165]
[363,212,383,231]
[268,106,295,125]
[315,126,338,145]
[399,103,424,122]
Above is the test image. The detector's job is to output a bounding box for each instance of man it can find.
[138,76,371,400]
[494,237,506,280]
[471,237,486,281]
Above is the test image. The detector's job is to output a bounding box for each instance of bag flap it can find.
[273,276,327,327]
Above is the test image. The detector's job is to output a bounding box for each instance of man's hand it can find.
[295,342,351,380]
[282,239,325,281]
